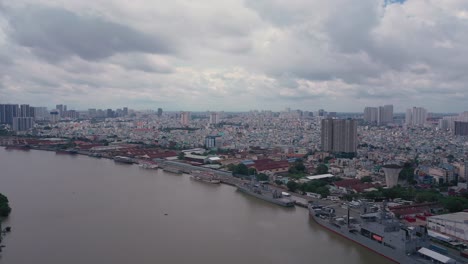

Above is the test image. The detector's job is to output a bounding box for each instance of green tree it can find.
[316,164,328,175]
[441,197,468,213]
[274,180,283,185]
[256,173,269,181]
[287,181,299,192]
[177,152,185,160]
[0,193,11,217]
[315,186,330,197]
[233,163,249,175]
[360,176,372,183]
[248,167,257,176]
[227,164,236,171]
[399,162,415,182]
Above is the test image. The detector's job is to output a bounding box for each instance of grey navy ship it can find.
[308,202,461,263]
[237,181,295,207]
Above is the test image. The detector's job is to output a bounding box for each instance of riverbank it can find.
[0,147,391,264]
[1,144,315,208]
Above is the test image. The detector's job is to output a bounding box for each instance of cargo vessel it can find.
[237,181,295,207]
[308,202,459,263]
[190,170,220,184]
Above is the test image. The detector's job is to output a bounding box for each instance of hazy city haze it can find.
[0,0,467,111]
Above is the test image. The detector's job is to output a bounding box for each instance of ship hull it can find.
[237,186,294,207]
[190,176,221,184]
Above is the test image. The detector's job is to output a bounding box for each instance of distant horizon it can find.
[1,102,464,115]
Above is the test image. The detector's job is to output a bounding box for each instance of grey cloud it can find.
[6,5,174,62]
[108,54,174,74]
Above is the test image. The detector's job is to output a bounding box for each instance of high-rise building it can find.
[209,112,220,125]
[123,107,129,116]
[383,105,393,124]
[363,107,378,123]
[321,119,334,152]
[106,109,114,118]
[405,108,413,126]
[157,108,163,117]
[406,107,427,127]
[12,117,34,131]
[205,136,218,148]
[88,109,97,118]
[50,110,60,123]
[0,104,19,125]
[56,104,64,116]
[321,119,357,153]
[364,105,392,125]
[19,104,34,118]
[464,161,468,181]
[454,121,468,136]
[33,107,49,121]
[180,111,191,126]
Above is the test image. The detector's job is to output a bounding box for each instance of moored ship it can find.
[5,145,30,151]
[237,181,295,207]
[308,202,460,263]
[190,170,221,184]
[139,163,158,169]
[55,149,78,155]
[113,156,135,164]
[161,166,182,174]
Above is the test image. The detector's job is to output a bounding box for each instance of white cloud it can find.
[1,0,468,112]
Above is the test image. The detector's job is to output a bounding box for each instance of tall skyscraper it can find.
[383,105,393,124]
[209,112,220,125]
[454,121,468,136]
[321,119,357,153]
[56,104,67,117]
[363,107,378,123]
[321,119,334,152]
[180,111,191,126]
[405,108,413,126]
[12,117,34,131]
[364,105,392,125]
[406,107,427,127]
[19,104,33,118]
[157,108,163,117]
[33,107,49,121]
[0,104,19,125]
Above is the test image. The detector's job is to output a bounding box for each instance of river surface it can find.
[0,147,392,264]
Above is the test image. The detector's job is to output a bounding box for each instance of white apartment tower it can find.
[364,105,392,125]
[406,107,427,127]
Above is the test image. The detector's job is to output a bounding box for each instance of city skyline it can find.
[1,1,468,112]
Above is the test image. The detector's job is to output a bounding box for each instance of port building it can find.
[427,212,468,242]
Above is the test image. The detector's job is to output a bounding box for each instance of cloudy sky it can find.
[0,0,467,112]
